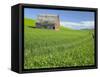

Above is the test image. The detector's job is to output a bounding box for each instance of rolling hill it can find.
[24,18,95,69]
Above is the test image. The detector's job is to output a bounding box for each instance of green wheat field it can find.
[24,18,95,69]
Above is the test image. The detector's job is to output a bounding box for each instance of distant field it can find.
[24,18,95,69]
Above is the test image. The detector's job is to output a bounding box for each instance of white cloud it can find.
[61,21,94,30]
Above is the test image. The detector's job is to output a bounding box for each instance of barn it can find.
[36,14,60,30]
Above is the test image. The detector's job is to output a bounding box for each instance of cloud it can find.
[61,21,94,30]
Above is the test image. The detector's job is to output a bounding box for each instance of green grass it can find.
[24,18,36,27]
[24,18,95,69]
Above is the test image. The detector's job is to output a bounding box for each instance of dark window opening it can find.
[53,26,55,29]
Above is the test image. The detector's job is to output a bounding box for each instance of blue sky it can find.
[24,8,95,29]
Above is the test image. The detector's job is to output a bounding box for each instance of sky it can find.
[24,8,95,30]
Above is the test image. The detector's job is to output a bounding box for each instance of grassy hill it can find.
[24,18,95,69]
[24,18,36,27]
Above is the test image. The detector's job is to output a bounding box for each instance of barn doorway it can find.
[53,26,55,29]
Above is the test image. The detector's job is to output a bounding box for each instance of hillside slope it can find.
[24,18,95,69]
